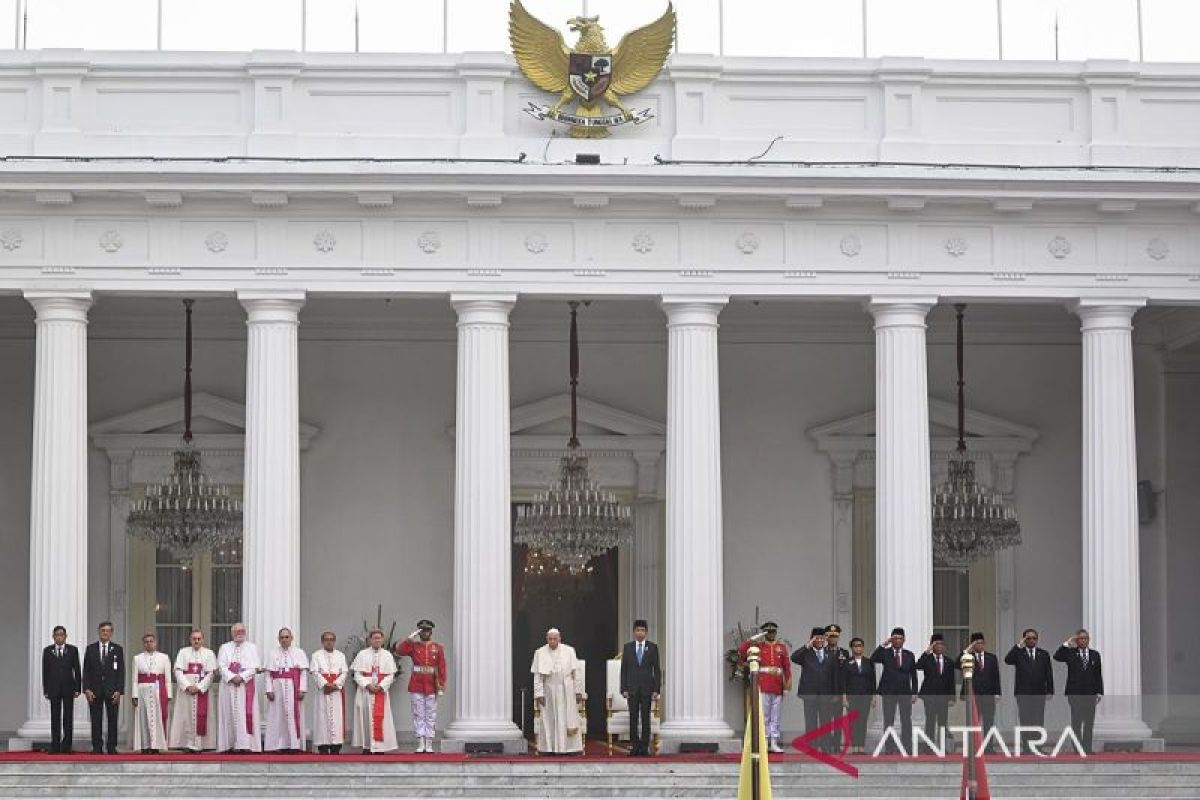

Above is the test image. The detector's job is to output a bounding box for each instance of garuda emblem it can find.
[509,0,675,139]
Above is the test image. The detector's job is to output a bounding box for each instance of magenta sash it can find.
[229,661,255,735]
[137,672,168,728]
[184,661,210,736]
[269,666,304,738]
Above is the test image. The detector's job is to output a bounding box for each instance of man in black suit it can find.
[42,625,82,754]
[1054,628,1104,754]
[915,633,958,751]
[870,626,919,754]
[619,619,661,756]
[1004,627,1054,753]
[82,621,125,755]
[791,626,840,753]
[840,637,876,754]
[823,625,850,752]
[963,632,1002,743]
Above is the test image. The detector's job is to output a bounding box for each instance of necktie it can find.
[636,643,643,666]
[817,649,824,664]
[57,647,62,658]
[1081,649,1089,668]
[977,653,983,671]
[937,656,943,675]
[1028,648,1035,660]
[895,649,901,667]
[101,644,107,661]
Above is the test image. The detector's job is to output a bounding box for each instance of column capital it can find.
[23,290,92,322]
[659,296,728,326]
[865,296,937,328]
[238,289,305,323]
[1069,298,1146,332]
[450,293,517,325]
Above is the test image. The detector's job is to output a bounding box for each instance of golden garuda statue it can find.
[509,0,676,138]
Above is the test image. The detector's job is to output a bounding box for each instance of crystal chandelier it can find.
[126,300,243,560]
[520,547,596,605]
[931,305,1021,568]
[513,302,633,574]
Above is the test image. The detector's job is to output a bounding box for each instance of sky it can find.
[0,0,1196,61]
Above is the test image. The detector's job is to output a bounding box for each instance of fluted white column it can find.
[659,297,734,746]
[18,291,92,740]
[1074,300,1152,740]
[239,290,304,649]
[869,298,936,650]
[446,294,525,749]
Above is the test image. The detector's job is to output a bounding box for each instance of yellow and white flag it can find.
[736,693,773,800]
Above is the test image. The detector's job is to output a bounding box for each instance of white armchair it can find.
[605,658,661,755]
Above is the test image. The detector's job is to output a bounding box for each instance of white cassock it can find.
[131,651,172,752]
[531,643,584,754]
[216,641,261,752]
[169,646,217,751]
[351,647,398,753]
[263,645,308,751]
[310,648,349,747]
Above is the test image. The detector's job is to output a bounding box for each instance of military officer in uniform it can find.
[394,619,448,754]
[824,624,849,752]
[738,622,792,754]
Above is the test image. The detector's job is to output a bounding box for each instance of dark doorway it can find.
[511,506,620,740]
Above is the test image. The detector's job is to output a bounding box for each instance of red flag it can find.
[960,688,991,799]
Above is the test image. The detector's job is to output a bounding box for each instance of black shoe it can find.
[106,749,117,755]
[61,748,73,755]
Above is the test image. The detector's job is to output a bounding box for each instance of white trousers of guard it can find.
[762,692,783,739]
[410,692,437,739]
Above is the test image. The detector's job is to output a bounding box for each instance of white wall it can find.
[0,297,1181,736]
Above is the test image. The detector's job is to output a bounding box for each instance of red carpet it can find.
[2,748,1198,764]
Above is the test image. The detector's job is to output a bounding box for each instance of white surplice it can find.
[216,641,261,752]
[131,651,172,752]
[531,643,584,754]
[263,645,308,751]
[309,648,349,747]
[168,646,217,751]
[350,647,398,753]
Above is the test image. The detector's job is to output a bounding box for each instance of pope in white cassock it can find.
[531,628,584,755]
[351,629,398,753]
[131,632,172,753]
[310,631,349,754]
[169,628,217,751]
[263,627,308,752]
[217,622,261,752]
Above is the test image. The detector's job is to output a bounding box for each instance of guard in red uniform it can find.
[394,619,448,754]
[739,621,792,753]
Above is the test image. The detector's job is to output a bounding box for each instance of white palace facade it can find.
[1,48,1200,750]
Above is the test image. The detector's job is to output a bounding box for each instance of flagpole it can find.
[996,0,1004,60]
[1136,0,1144,62]
[961,650,978,800]
[748,646,762,800]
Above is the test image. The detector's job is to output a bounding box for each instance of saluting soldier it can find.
[824,624,849,752]
[394,619,448,754]
[738,622,791,754]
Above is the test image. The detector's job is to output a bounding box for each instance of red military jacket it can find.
[396,639,448,695]
[738,639,792,695]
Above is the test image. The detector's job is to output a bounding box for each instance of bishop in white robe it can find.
[131,633,172,753]
[263,628,308,752]
[216,623,261,753]
[168,629,217,751]
[310,631,349,754]
[351,629,398,753]
[531,628,584,755]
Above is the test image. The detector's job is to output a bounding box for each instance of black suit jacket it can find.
[790,645,840,696]
[619,640,661,695]
[1053,645,1104,696]
[963,650,1002,697]
[1004,645,1055,696]
[82,641,125,697]
[870,645,919,695]
[841,657,877,696]
[916,652,958,696]
[42,643,82,699]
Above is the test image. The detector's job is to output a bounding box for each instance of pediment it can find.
[809,397,1038,455]
[510,393,665,437]
[90,391,319,451]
